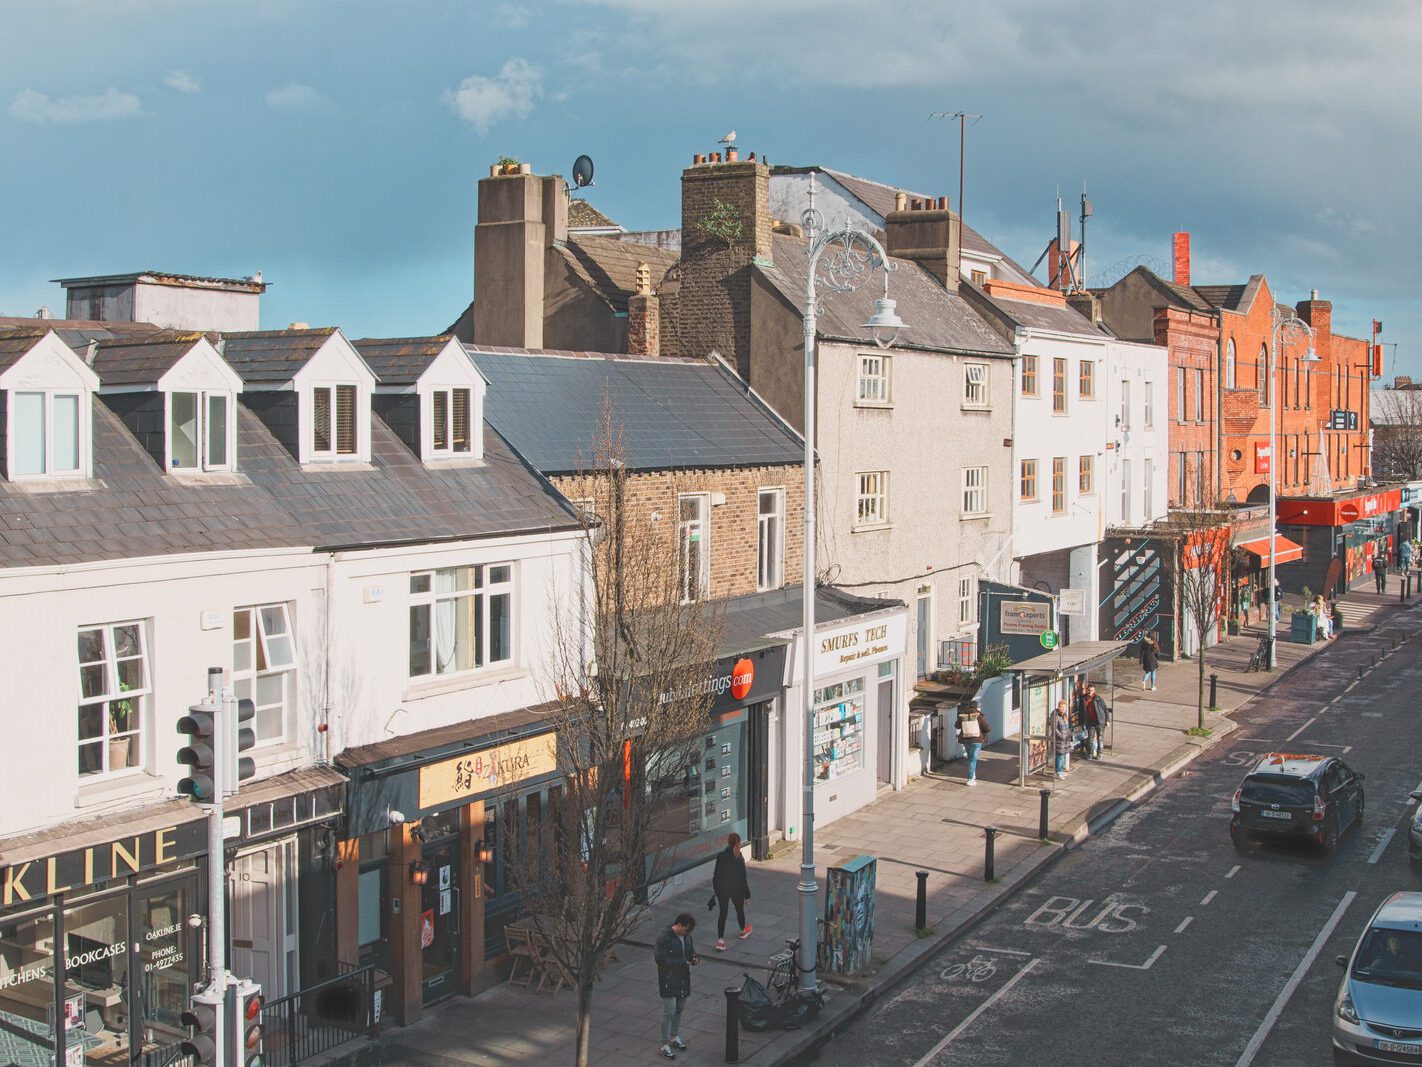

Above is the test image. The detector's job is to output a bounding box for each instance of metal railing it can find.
[141,1041,191,1067]
[260,965,376,1067]
[939,637,978,671]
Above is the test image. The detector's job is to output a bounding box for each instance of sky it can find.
[2,0,1418,375]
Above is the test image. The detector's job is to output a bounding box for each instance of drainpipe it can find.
[321,553,336,764]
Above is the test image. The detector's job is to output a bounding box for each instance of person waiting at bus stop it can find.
[1081,685,1110,760]
[1051,700,1073,780]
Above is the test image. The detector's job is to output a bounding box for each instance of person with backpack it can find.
[710,832,752,951]
[1082,685,1110,760]
[1139,632,1160,691]
[654,913,699,1059]
[956,701,990,786]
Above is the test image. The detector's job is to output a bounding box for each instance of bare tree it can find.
[1168,488,1233,730]
[1372,387,1422,481]
[502,410,724,1067]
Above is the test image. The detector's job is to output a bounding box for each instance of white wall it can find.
[1105,339,1171,528]
[133,283,260,333]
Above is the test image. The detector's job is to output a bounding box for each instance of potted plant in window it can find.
[108,683,135,770]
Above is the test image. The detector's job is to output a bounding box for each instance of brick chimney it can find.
[1047,239,1080,291]
[1297,289,1332,341]
[885,196,960,292]
[627,263,660,357]
[1172,232,1191,287]
[1067,292,1102,325]
[675,156,773,375]
[473,168,568,348]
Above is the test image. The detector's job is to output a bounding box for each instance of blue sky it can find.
[3,0,1417,374]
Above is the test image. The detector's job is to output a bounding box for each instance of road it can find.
[799,610,1422,1067]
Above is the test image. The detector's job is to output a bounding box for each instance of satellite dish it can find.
[572,155,595,189]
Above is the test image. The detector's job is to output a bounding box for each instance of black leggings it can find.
[716,895,746,937]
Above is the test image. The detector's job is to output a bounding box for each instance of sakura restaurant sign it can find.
[418,735,557,809]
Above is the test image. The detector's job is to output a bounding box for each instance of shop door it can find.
[877,662,896,785]
[420,838,460,1004]
[229,841,296,999]
[133,878,196,1054]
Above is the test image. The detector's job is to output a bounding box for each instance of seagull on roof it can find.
[718,130,736,145]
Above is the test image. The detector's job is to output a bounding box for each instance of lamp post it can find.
[797,174,907,991]
[1267,307,1317,668]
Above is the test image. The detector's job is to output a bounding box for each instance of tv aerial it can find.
[571,154,595,190]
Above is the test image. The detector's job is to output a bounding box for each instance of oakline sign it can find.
[1,821,207,908]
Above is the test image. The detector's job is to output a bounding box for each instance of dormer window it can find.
[312,384,359,459]
[431,387,473,456]
[169,391,234,471]
[12,389,82,476]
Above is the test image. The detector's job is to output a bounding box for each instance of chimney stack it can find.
[473,167,567,348]
[627,263,661,357]
[1173,231,1191,287]
[1296,292,1332,341]
[884,196,960,292]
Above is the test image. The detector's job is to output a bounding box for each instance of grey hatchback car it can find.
[1334,892,1422,1065]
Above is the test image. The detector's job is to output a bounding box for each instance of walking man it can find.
[1051,700,1073,780]
[711,832,752,951]
[1083,685,1110,759]
[957,701,990,786]
[1375,554,1389,594]
[654,913,699,1059]
[1139,632,1160,691]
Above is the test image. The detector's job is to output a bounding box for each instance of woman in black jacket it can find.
[711,832,752,950]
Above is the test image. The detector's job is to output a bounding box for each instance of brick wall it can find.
[552,462,804,601]
[1155,307,1218,505]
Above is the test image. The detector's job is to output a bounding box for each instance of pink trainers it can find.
[738,924,753,940]
[715,938,726,951]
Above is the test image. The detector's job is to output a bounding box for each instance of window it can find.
[1194,369,1205,423]
[1080,361,1096,399]
[1225,339,1237,390]
[1143,457,1154,519]
[77,622,148,778]
[677,494,711,602]
[1177,366,1187,422]
[168,391,233,471]
[1052,358,1067,413]
[1121,458,1132,522]
[962,466,988,516]
[814,677,864,781]
[757,488,784,591]
[1019,459,1038,501]
[1258,344,1270,406]
[855,472,889,528]
[12,390,82,476]
[233,605,296,745]
[856,354,891,405]
[409,564,515,678]
[1021,355,1038,396]
[959,576,974,624]
[963,363,989,408]
[1144,382,1155,428]
[1120,379,1131,430]
[312,384,359,458]
[1079,454,1094,494]
[1175,452,1188,504]
[970,269,987,287]
[430,387,473,456]
[1051,457,1066,513]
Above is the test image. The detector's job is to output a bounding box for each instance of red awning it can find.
[1238,535,1304,565]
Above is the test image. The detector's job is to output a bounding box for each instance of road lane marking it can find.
[911,957,1040,1066]
[1088,944,1167,970]
[1201,890,1218,906]
[1368,828,1397,865]
[1233,891,1357,1067]
[1226,865,1240,879]
[1363,712,1384,718]
[977,947,1031,956]
[1285,716,1319,742]
[1174,917,1193,933]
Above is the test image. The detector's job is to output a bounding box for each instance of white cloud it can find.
[164,70,200,94]
[265,82,329,110]
[8,87,143,124]
[445,58,542,135]
[494,3,531,28]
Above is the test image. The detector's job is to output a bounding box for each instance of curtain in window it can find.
[336,385,358,454]
[452,389,471,452]
[433,392,449,451]
[313,388,332,452]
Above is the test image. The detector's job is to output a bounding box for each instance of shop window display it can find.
[814,678,865,781]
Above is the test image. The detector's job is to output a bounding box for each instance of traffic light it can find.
[177,694,220,803]
[180,986,223,1067]
[232,978,264,1067]
[228,696,257,792]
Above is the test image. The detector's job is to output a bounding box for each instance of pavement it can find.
[376,583,1418,1067]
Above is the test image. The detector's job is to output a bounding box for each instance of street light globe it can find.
[863,297,908,349]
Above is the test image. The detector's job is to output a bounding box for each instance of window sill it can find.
[402,664,527,702]
[168,471,251,487]
[852,522,892,534]
[960,404,992,413]
[250,741,309,777]
[11,476,104,493]
[301,460,375,472]
[853,401,894,411]
[75,769,167,810]
[960,512,992,523]
[423,455,486,469]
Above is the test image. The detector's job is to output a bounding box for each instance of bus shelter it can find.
[1007,640,1130,787]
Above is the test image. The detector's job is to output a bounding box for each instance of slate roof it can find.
[353,336,456,387]
[0,317,162,352]
[982,292,1108,338]
[568,200,620,231]
[759,234,1014,357]
[560,235,678,313]
[0,333,48,375]
[467,347,804,475]
[1193,277,1264,313]
[720,585,902,657]
[89,331,209,387]
[221,328,343,384]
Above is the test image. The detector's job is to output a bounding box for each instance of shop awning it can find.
[1238,535,1304,565]
[1007,640,1132,679]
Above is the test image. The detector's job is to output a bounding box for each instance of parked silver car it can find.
[1333,892,1422,1065]
[1407,789,1422,867]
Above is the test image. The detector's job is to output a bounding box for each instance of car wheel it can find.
[1357,790,1366,825]
[1322,818,1340,854]
[1231,825,1249,853]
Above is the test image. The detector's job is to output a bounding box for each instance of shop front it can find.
[1277,488,1403,595]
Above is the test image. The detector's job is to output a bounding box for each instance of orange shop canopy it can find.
[1238,535,1304,565]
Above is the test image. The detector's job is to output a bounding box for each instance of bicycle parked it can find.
[737,937,826,1031]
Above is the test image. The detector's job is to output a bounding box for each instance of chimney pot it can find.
[1311,288,1319,300]
[694,154,705,165]
[938,196,948,210]
[1172,231,1191,288]
[894,192,907,211]
[726,146,740,162]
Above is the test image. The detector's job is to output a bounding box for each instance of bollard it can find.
[1373,653,1379,668]
[915,870,929,932]
[1359,664,1366,681]
[724,985,741,1063]
[1209,673,1219,709]
[1039,788,1051,840]
[984,827,998,881]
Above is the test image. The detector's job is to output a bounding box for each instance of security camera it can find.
[388,809,406,825]
[186,914,205,929]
